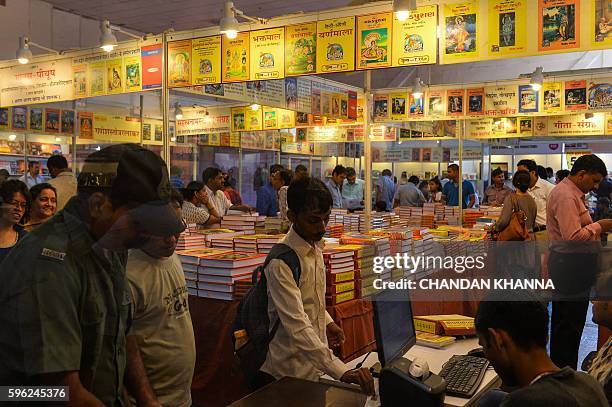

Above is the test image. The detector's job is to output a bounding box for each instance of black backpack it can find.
[232,243,301,385]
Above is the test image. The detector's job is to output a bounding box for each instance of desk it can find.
[339,338,500,407]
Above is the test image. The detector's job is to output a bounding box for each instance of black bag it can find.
[232,243,301,386]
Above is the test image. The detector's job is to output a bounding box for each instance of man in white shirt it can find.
[201,167,252,227]
[126,189,196,407]
[517,159,555,231]
[261,176,374,395]
[19,161,45,188]
[47,155,77,210]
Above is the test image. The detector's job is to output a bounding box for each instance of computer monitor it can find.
[373,288,416,367]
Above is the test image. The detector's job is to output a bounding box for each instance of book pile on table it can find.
[264,217,283,231]
[434,204,445,221]
[463,209,484,228]
[480,206,502,218]
[191,251,266,300]
[210,236,235,250]
[323,247,357,306]
[191,228,245,247]
[327,243,377,299]
[220,214,265,234]
[233,235,259,253]
[422,203,435,228]
[444,206,461,226]
[233,279,255,299]
[255,234,285,253]
[412,231,436,278]
[325,224,344,238]
[176,230,207,250]
[177,248,233,293]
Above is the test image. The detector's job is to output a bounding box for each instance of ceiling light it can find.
[171,136,177,142]
[174,102,184,120]
[412,77,424,99]
[394,0,417,22]
[530,67,544,91]
[16,36,59,64]
[219,1,268,39]
[250,103,260,111]
[100,20,118,52]
[55,137,62,142]
[8,134,17,141]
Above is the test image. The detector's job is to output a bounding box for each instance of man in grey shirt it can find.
[393,175,426,208]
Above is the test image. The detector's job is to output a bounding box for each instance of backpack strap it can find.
[260,243,302,344]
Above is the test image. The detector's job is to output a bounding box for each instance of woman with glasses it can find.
[0,180,30,263]
[25,183,57,231]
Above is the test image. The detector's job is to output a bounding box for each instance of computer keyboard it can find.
[438,355,489,398]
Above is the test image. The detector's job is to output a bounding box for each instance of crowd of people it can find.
[0,146,609,406]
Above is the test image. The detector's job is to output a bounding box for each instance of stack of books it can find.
[233,235,259,253]
[463,209,484,228]
[264,217,283,231]
[176,230,207,251]
[327,243,376,299]
[256,234,285,253]
[233,279,255,299]
[210,236,235,250]
[325,224,344,238]
[434,204,445,221]
[220,214,265,234]
[323,248,357,306]
[177,248,233,294]
[194,252,266,300]
[422,203,436,228]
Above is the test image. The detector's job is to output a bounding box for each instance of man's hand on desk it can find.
[326,322,345,348]
[340,367,375,396]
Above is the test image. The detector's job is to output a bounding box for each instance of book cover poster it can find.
[316,17,356,73]
[250,28,285,80]
[12,107,27,130]
[467,88,484,115]
[373,94,389,120]
[488,0,527,57]
[61,110,75,134]
[392,5,438,67]
[89,61,106,97]
[0,108,9,129]
[141,44,163,90]
[390,92,407,120]
[231,107,246,132]
[428,90,445,116]
[348,91,357,120]
[519,117,533,135]
[263,107,279,130]
[538,0,580,52]
[285,22,317,76]
[106,58,124,94]
[44,108,60,133]
[412,148,422,162]
[357,12,392,70]
[29,108,43,131]
[519,85,539,113]
[278,108,296,128]
[592,0,612,47]
[285,77,298,110]
[484,85,518,116]
[244,107,262,131]
[124,55,141,92]
[543,82,563,112]
[447,89,465,116]
[222,33,250,83]
[443,3,478,62]
[73,64,88,98]
[321,92,332,117]
[564,80,587,110]
[192,36,222,85]
[168,39,192,87]
[79,112,93,139]
[422,148,432,162]
[409,95,424,116]
[588,82,612,109]
[331,93,341,118]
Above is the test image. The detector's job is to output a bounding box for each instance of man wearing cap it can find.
[0,144,184,406]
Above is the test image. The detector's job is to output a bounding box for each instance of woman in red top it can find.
[223,179,242,205]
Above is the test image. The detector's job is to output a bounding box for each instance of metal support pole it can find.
[459,119,465,225]
[139,94,144,147]
[72,101,78,171]
[162,32,170,170]
[238,146,243,195]
[363,71,373,217]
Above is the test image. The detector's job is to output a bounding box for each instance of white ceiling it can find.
[42,0,356,34]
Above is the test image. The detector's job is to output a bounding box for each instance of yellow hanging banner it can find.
[222,32,250,83]
[391,5,438,67]
[442,3,479,64]
[192,36,222,85]
[285,22,317,76]
[93,114,141,143]
[543,81,564,113]
[487,0,528,58]
[356,12,392,70]
[250,28,285,80]
[316,17,356,73]
[591,0,612,48]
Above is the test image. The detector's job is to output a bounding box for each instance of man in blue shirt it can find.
[442,164,475,208]
[342,167,364,210]
[256,164,283,216]
[326,165,347,208]
[376,169,395,211]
